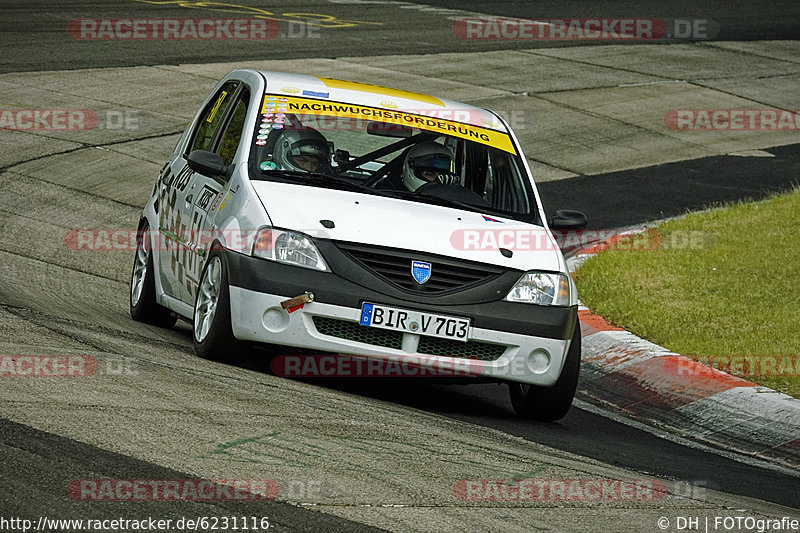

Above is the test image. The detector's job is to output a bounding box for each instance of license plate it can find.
[359,303,470,342]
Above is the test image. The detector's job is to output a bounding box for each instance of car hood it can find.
[250,180,563,272]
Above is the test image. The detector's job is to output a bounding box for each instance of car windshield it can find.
[249,94,538,223]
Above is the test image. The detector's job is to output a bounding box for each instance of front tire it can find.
[193,251,239,360]
[509,323,581,421]
[130,223,177,328]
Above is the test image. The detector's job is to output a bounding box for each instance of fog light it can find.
[262,307,289,332]
[527,349,551,374]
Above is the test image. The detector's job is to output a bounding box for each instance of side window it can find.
[487,147,530,213]
[217,89,250,166]
[188,81,239,154]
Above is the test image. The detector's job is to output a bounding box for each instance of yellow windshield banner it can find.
[263,95,517,155]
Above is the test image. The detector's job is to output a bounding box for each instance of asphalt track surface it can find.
[1,0,799,73]
[1,1,799,531]
[538,143,800,229]
[0,418,385,533]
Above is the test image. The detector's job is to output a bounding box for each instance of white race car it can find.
[129,69,587,420]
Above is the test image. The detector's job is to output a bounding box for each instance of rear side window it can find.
[217,89,250,165]
[188,81,239,154]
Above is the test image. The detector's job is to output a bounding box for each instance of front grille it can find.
[313,316,402,349]
[418,336,506,361]
[335,241,505,294]
[312,316,506,361]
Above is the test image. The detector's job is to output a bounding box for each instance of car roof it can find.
[246,69,508,133]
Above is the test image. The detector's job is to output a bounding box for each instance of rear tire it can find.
[509,324,581,421]
[130,223,177,328]
[193,251,239,360]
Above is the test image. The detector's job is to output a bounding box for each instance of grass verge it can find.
[574,188,800,398]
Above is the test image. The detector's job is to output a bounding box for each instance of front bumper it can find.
[225,250,578,385]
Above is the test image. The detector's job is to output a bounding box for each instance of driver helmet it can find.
[402,141,460,192]
[273,127,331,173]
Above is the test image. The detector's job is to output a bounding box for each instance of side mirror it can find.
[187,150,233,181]
[548,209,588,230]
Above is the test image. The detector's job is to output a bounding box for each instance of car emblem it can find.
[411,260,432,285]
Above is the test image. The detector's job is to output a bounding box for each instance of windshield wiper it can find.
[382,189,525,221]
[384,189,486,212]
[259,170,378,194]
[417,192,489,212]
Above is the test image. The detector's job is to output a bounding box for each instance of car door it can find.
[156,80,240,303]
[183,85,251,304]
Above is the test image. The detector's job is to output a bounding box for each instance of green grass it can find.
[574,188,800,398]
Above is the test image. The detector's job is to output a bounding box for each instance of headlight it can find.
[505,272,570,306]
[252,227,329,271]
